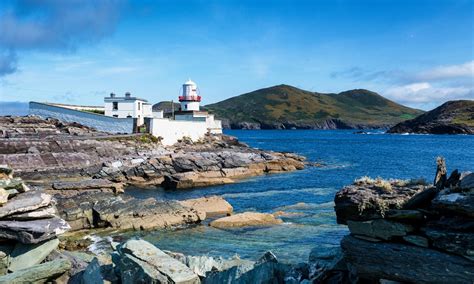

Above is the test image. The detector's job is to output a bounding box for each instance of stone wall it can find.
[29,102,134,134]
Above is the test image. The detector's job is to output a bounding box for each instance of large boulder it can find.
[334,180,428,224]
[210,212,283,229]
[178,196,233,217]
[0,259,71,283]
[347,219,414,241]
[114,239,200,284]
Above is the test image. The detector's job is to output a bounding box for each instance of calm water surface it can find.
[112,130,474,264]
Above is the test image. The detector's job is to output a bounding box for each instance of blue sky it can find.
[0,0,473,111]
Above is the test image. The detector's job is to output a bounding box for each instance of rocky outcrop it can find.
[0,116,305,190]
[178,196,233,217]
[210,212,283,229]
[388,100,474,134]
[0,166,71,282]
[334,160,474,283]
[54,191,204,231]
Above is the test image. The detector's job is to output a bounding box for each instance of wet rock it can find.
[81,257,103,284]
[0,191,52,218]
[0,217,70,244]
[402,235,429,248]
[178,196,233,217]
[9,238,59,271]
[210,212,283,229]
[341,235,474,283]
[0,259,71,283]
[114,239,200,284]
[346,220,414,240]
[385,209,424,222]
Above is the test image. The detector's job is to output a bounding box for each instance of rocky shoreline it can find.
[0,116,305,190]
[334,158,474,283]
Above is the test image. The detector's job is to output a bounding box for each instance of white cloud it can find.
[416,61,474,81]
[385,82,473,104]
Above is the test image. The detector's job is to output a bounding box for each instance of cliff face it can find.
[334,164,474,283]
[388,100,474,134]
[206,85,423,129]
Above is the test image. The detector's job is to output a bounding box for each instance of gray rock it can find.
[52,178,122,191]
[459,172,474,190]
[432,192,474,217]
[0,217,70,244]
[423,228,474,257]
[4,205,57,220]
[9,238,59,271]
[0,244,13,276]
[347,219,414,240]
[0,191,51,218]
[341,235,474,283]
[0,259,71,284]
[256,251,278,265]
[81,257,103,284]
[115,239,200,284]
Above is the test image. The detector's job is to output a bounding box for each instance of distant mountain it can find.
[152,101,181,117]
[0,102,29,116]
[388,100,474,134]
[205,85,423,129]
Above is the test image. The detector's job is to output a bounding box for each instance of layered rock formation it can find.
[0,166,72,282]
[335,162,474,283]
[0,116,305,189]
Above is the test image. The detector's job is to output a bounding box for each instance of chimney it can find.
[110,92,116,98]
[125,92,131,98]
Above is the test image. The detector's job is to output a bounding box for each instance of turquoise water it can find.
[119,130,474,264]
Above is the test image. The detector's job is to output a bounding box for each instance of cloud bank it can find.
[0,0,125,77]
[332,61,474,109]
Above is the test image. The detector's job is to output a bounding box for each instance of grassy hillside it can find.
[205,85,423,129]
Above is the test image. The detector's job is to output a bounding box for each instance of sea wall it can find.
[150,118,208,145]
[29,102,134,134]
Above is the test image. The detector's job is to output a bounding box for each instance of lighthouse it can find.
[178,79,201,111]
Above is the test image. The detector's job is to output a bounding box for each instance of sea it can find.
[95,130,474,264]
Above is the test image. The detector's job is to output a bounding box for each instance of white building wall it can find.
[150,118,209,146]
[180,101,200,111]
[104,101,137,118]
[206,114,223,134]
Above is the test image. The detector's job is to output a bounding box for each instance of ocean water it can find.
[116,130,474,264]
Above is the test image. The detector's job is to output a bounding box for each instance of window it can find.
[112,102,118,110]
[126,115,132,118]
[138,102,141,111]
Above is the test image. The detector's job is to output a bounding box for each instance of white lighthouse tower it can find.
[179,79,201,111]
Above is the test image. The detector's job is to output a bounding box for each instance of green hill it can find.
[205,84,423,129]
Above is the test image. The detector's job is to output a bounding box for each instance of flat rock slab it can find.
[52,179,121,191]
[179,196,233,217]
[0,259,71,284]
[341,235,474,283]
[9,238,59,271]
[0,191,51,218]
[0,218,70,244]
[210,212,283,229]
[4,205,57,221]
[116,239,200,284]
[347,219,414,240]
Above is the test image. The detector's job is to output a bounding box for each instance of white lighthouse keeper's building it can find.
[179,79,201,111]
